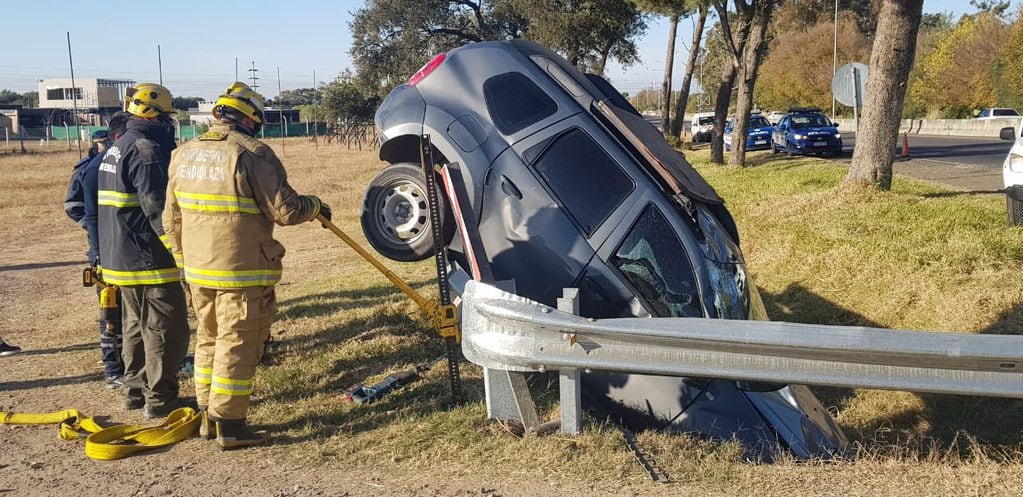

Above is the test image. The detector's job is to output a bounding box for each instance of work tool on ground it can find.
[82,267,119,332]
[0,407,200,461]
[344,357,444,404]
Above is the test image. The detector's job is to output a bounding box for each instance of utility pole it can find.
[66,31,82,158]
[277,66,285,156]
[248,61,259,89]
[832,0,838,118]
[312,69,318,146]
[158,44,163,85]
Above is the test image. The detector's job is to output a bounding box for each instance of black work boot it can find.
[198,408,215,440]
[215,418,269,450]
[123,390,145,411]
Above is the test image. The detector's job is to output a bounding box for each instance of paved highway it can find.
[646,115,1008,190]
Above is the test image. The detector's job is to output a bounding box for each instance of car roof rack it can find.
[787,106,823,114]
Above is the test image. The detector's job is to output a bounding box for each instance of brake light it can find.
[409,53,446,86]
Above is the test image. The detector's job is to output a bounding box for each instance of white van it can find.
[690,112,715,142]
[998,126,1023,225]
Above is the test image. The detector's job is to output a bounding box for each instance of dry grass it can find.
[1,139,1021,496]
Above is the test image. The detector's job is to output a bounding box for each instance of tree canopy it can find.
[349,0,647,92]
[0,90,38,108]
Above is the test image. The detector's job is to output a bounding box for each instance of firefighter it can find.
[163,82,329,449]
[98,83,190,419]
[65,116,131,389]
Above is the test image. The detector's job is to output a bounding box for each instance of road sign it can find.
[832,62,868,107]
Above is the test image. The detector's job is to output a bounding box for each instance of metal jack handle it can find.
[420,134,463,405]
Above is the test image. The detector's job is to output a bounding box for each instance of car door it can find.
[773,117,788,146]
[478,118,638,307]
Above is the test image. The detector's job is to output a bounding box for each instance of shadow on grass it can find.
[276,280,436,321]
[0,372,100,391]
[762,284,1023,455]
[17,342,96,357]
[920,189,1004,198]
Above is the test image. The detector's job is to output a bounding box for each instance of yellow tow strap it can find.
[0,407,200,461]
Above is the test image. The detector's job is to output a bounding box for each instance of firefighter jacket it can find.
[65,152,102,264]
[163,121,321,290]
[97,118,179,286]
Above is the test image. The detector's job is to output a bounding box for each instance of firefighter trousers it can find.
[189,286,275,420]
[120,282,190,408]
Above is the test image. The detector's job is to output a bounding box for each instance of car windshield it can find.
[698,117,714,125]
[790,114,832,128]
[994,109,1020,117]
[750,116,771,127]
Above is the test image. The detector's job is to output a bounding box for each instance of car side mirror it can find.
[834,123,840,129]
[999,126,1016,141]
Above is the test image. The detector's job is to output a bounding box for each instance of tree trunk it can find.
[670,5,708,138]
[728,1,775,167]
[661,14,679,135]
[710,64,737,165]
[594,41,614,76]
[844,0,924,189]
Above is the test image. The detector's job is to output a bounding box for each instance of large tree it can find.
[350,0,647,92]
[716,0,776,167]
[844,0,924,189]
[670,3,709,138]
[634,0,695,135]
[0,90,38,108]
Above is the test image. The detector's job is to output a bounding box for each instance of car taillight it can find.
[408,53,446,86]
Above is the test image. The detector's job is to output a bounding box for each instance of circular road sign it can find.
[832,62,869,107]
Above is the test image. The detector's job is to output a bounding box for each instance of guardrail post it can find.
[481,279,540,431]
[557,288,582,435]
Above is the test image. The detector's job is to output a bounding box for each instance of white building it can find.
[37,78,134,111]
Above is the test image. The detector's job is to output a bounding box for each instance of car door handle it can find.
[500,175,523,199]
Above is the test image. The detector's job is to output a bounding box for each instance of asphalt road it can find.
[839,131,1011,169]
[646,115,1007,190]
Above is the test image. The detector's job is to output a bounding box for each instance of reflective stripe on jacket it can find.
[163,121,320,290]
[97,118,180,286]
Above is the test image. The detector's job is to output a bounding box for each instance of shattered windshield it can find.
[610,205,702,318]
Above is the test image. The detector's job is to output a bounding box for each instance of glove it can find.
[318,200,332,225]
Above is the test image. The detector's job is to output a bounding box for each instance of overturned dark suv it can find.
[360,40,848,459]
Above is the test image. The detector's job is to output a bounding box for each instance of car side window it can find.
[979,109,990,118]
[532,128,635,236]
[609,204,701,318]
[483,72,558,135]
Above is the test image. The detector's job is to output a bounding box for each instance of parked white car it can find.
[977,108,1021,120]
[690,112,715,142]
[998,126,1023,225]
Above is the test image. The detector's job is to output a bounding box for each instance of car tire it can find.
[785,141,795,156]
[1009,193,1023,226]
[771,140,778,154]
[360,162,456,262]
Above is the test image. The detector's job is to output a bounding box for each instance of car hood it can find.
[748,126,773,134]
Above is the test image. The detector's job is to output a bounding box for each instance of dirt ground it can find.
[1,140,1021,496]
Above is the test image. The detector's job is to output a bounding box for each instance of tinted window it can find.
[698,117,714,125]
[994,109,1019,117]
[483,72,558,134]
[533,129,634,236]
[610,205,701,318]
[790,114,832,128]
[750,116,771,127]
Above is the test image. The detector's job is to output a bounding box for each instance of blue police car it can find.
[724,114,774,151]
[771,108,842,156]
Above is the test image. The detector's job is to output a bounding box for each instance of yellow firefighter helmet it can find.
[213,82,265,124]
[124,83,174,119]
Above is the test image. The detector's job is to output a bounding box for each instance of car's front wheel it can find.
[1009,193,1023,226]
[360,162,456,262]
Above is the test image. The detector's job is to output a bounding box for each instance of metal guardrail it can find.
[461,280,1023,412]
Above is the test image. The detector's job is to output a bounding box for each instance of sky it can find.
[0,0,995,100]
